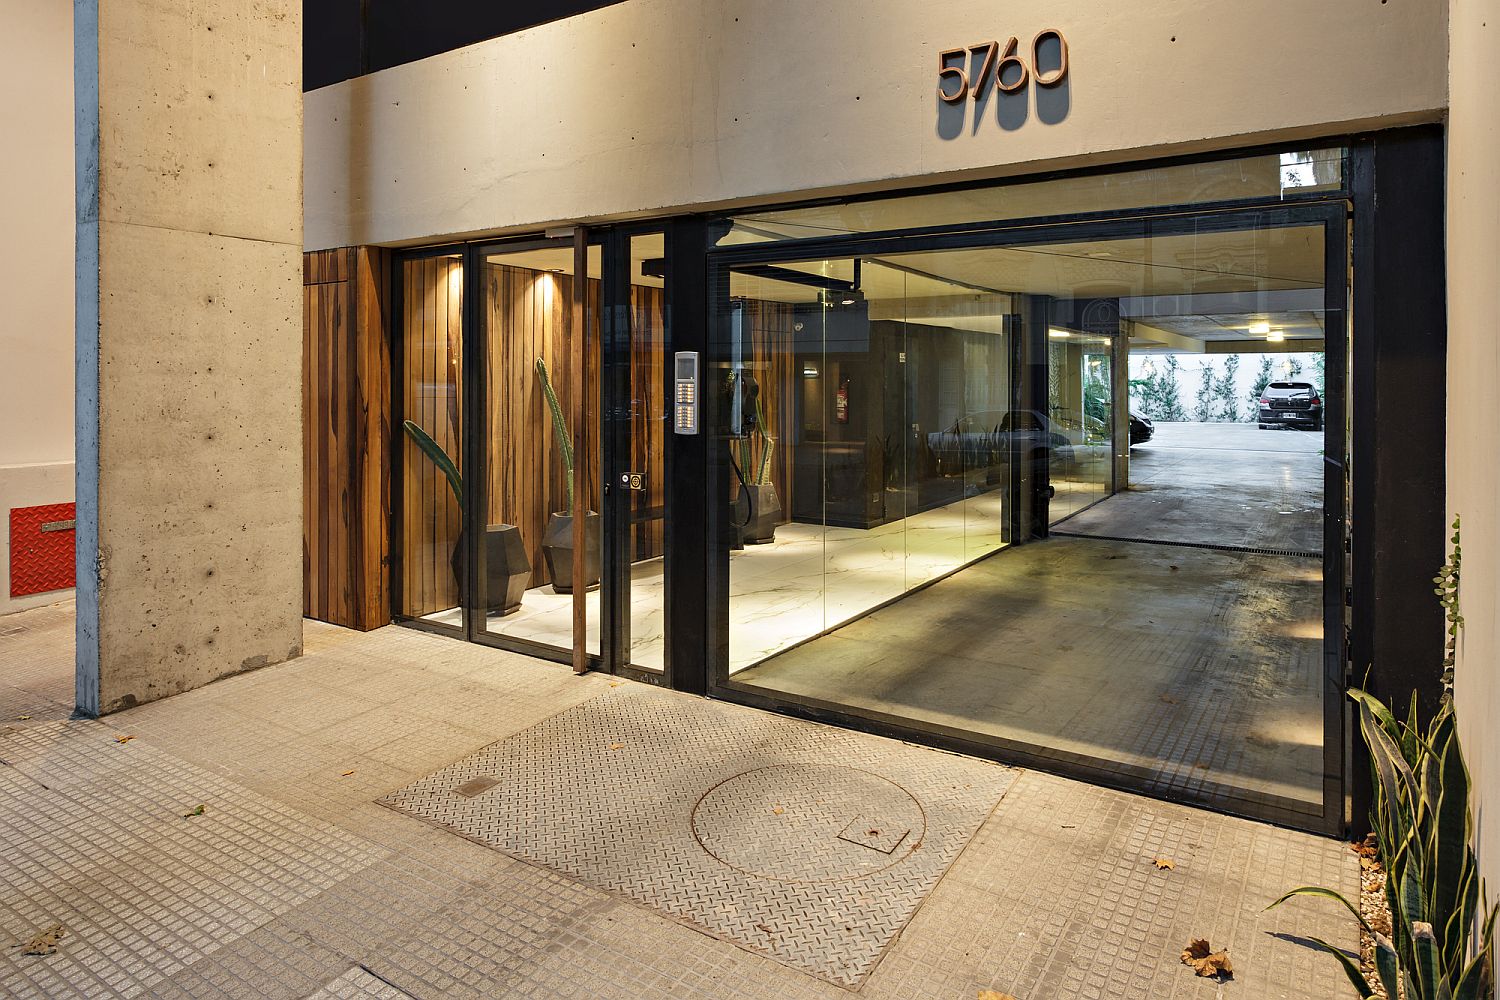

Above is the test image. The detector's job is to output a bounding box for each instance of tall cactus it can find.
[535,357,574,510]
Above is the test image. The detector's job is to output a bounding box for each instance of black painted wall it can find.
[305,1,634,91]
[1348,125,1448,831]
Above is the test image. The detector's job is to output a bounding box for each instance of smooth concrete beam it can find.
[75,0,302,714]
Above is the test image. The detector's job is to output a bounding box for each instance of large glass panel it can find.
[723,252,1016,674]
[723,216,1331,823]
[398,254,465,625]
[715,148,1341,247]
[476,243,602,657]
[627,233,668,670]
[1048,322,1117,522]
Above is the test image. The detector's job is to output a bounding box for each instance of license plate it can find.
[1275,411,1298,419]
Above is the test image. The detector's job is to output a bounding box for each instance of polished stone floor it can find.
[737,422,1328,819]
[426,488,1009,673]
[0,606,1356,999]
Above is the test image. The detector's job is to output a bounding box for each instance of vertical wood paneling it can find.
[302,247,391,631]
[482,264,616,590]
[629,284,667,560]
[398,256,464,618]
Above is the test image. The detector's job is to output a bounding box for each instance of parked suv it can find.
[1257,381,1323,430]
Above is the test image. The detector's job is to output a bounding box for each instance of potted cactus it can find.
[535,358,601,593]
[401,419,529,615]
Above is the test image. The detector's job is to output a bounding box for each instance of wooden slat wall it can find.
[629,284,667,561]
[483,264,610,589]
[398,256,465,617]
[302,247,391,631]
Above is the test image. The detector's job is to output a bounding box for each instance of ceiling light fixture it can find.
[1248,321,1272,335]
[1048,329,1071,339]
[1267,330,1286,342]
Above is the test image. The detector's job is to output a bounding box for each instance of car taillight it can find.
[1259,398,1270,406]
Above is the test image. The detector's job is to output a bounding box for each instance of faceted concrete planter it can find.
[485,524,530,616]
[737,483,782,545]
[541,511,601,594]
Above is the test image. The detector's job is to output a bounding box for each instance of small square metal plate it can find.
[453,776,500,798]
[837,815,910,854]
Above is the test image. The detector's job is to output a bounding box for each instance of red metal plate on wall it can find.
[10,502,76,597]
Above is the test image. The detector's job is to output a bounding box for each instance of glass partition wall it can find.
[712,204,1344,831]
[396,253,466,626]
[394,235,668,673]
[389,146,1352,834]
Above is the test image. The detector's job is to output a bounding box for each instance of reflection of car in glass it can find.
[1258,381,1323,430]
[926,410,1075,473]
[1129,412,1154,445]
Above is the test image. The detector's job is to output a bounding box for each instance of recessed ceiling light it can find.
[1048,329,1071,339]
[1248,321,1272,335]
[1267,330,1286,342]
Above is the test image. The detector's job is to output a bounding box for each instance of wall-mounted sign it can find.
[937,30,1069,103]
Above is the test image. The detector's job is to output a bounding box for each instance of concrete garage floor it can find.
[0,603,1355,999]
[736,422,1327,821]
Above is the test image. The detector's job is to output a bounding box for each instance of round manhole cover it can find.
[690,764,927,883]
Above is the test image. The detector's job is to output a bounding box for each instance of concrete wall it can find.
[305,0,1447,250]
[1,0,77,615]
[74,0,303,714]
[1447,0,1500,895]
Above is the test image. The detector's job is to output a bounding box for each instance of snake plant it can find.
[401,419,463,514]
[535,357,575,510]
[1268,691,1497,999]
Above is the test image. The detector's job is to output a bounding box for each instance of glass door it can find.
[601,230,670,675]
[470,238,602,664]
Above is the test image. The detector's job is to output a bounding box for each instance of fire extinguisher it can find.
[835,378,850,424]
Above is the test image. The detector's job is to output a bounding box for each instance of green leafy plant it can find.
[401,419,463,514]
[752,394,774,486]
[1435,515,1463,701]
[1250,356,1275,414]
[535,357,575,510]
[1268,521,1496,999]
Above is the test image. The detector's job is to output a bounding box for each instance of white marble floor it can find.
[422,488,1009,674]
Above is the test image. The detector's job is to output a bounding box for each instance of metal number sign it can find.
[938,29,1069,103]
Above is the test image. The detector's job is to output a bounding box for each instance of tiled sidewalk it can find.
[0,602,1357,999]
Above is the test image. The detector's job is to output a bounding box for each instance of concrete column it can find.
[74,0,303,714]
[1448,0,1500,885]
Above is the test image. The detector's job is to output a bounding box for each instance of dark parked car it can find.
[1257,381,1323,430]
[1129,412,1154,445]
[926,409,1075,472]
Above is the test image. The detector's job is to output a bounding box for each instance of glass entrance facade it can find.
[390,146,1353,833]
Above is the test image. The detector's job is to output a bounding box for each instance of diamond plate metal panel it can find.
[379,686,1016,987]
[8,503,75,598]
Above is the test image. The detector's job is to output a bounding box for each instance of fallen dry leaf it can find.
[607,742,624,751]
[17,715,31,721]
[772,805,785,816]
[339,770,355,777]
[978,991,1019,1000]
[1153,858,1176,870]
[20,923,66,956]
[114,734,135,744]
[1181,938,1233,979]
[182,804,205,819]
[1159,694,1178,705]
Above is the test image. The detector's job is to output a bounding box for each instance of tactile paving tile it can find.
[380,685,1015,986]
[0,718,381,999]
[305,966,415,999]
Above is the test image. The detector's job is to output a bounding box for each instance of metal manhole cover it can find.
[690,763,926,882]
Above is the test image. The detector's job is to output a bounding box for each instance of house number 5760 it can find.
[937,30,1069,103]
